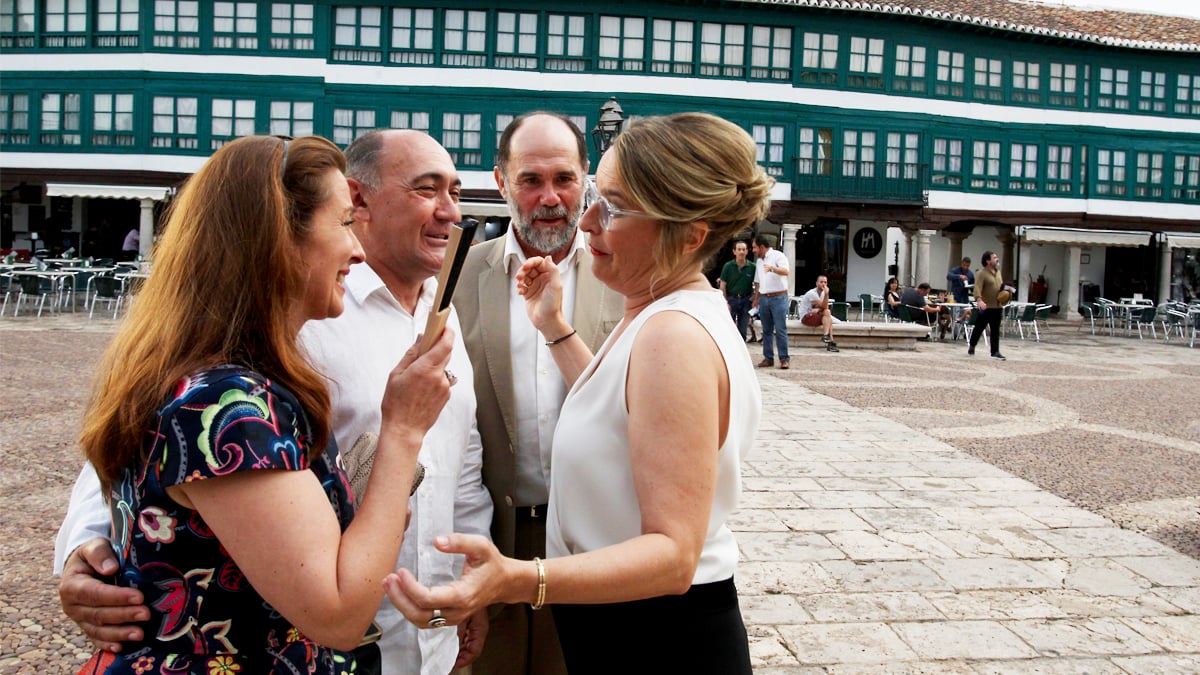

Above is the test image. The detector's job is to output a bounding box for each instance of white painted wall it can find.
[846,220,890,300]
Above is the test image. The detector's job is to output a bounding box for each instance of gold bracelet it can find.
[531,557,546,610]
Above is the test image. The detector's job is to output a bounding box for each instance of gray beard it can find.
[506,192,582,255]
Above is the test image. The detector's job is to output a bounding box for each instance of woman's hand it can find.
[379,328,456,440]
[516,257,569,338]
[383,534,521,628]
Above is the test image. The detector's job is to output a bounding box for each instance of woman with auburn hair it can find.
[385,112,771,673]
[78,135,454,674]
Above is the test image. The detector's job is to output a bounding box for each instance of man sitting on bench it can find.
[799,275,839,353]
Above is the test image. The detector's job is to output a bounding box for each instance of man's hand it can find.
[453,607,489,669]
[59,537,149,653]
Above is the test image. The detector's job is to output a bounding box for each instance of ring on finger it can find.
[444,369,457,386]
[427,608,447,629]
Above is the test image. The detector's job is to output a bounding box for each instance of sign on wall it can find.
[852,226,883,259]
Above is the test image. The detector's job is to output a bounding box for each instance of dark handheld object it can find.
[419,218,479,351]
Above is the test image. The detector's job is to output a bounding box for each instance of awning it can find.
[45,183,171,201]
[1165,233,1200,249]
[1021,227,1151,248]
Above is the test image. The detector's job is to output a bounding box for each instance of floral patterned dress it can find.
[103,365,358,675]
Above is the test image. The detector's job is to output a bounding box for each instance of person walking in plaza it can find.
[752,234,790,369]
[798,274,839,352]
[719,240,756,341]
[383,112,769,674]
[454,112,623,675]
[65,135,456,674]
[969,250,1006,360]
[55,130,495,675]
[946,256,974,304]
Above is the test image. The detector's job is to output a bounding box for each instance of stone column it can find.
[915,230,932,286]
[1017,239,1032,303]
[942,231,968,277]
[780,224,800,295]
[901,229,915,286]
[138,198,156,260]
[995,231,1016,283]
[1158,239,1172,304]
[1063,245,1081,317]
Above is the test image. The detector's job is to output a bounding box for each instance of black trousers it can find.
[551,578,752,675]
[969,307,1003,353]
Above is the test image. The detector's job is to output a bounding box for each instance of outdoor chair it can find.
[1078,303,1101,334]
[13,275,53,317]
[830,301,849,322]
[1162,309,1188,342]
[1034,304,1052,337]
[858,293,874,321]
[1014,303,1040,341]
[1133,305,1159,340]
[0,274,15,316]
[89,275,126,320]
[901,304,934,327]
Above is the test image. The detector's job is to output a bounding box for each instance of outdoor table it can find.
[1111,302,1149,335]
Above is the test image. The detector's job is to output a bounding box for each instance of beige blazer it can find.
[452,236,623,557]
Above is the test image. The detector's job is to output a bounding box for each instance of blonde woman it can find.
[386,113,772,674]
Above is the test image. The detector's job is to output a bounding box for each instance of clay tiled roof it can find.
[741,0,1200,51]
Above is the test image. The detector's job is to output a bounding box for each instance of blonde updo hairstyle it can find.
[610,112,774,279]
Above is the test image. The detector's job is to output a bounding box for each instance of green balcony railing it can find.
[792,161,927,204]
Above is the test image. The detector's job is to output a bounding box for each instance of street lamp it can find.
[591,97,626,155]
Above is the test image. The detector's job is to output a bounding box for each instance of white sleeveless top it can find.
[546,288,761,584]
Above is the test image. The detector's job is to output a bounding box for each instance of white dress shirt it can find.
[301,262,492,675]
[754,249,789,295]
[54,261,492,675]
[501,227,585,507]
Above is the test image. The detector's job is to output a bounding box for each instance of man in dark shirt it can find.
[719,240,756,341]
[946,257,974,303]
[900,282,944,338]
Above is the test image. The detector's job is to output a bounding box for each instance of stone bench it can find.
[783,319,930,350]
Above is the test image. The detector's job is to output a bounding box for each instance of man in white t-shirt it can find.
[798,274,840,352]
[751,234,790,369]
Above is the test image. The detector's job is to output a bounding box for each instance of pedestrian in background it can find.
[719,240,756,341]
[969,250,1007,360]
[752,234,790,369]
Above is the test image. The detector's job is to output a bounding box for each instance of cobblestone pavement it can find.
[1,313,1197,673]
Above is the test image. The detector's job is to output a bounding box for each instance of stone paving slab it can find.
[734,375,1200,671]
